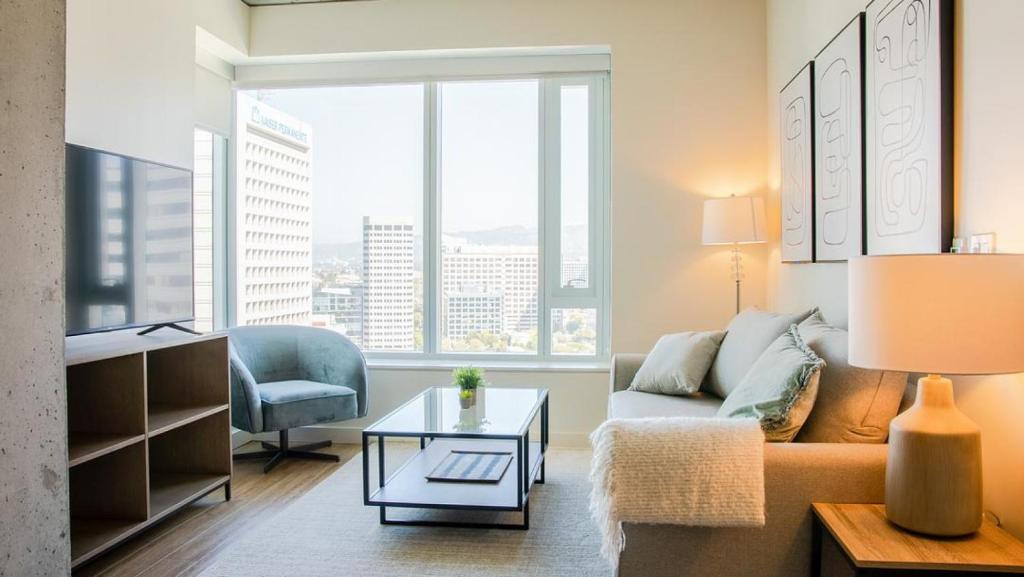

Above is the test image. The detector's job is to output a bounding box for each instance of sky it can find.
[248,79,588,246]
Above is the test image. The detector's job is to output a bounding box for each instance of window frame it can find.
[229,71,610,363]
[193,125,230,333]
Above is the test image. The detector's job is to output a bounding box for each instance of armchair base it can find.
[234,429,341,473]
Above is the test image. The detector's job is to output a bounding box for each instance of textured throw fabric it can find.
[628,331,726,395]
[796,313,909,443]
[717,325,825,442]
[589,417,765,567]
[705,307,817,399]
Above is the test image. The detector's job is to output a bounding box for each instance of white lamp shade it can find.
[702,196,767,245]
[848,254,1024,375]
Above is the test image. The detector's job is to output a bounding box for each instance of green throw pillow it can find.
[716,324,825,442]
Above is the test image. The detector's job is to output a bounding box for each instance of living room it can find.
[4,0,1024,575]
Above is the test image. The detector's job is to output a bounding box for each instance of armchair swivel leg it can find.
[234,429,341,473]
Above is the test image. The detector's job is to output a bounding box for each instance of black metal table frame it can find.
[362,390,549,531]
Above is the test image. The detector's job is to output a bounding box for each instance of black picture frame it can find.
[864,0,954,255]
[780,62,816,263]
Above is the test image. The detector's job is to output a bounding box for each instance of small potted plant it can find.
[453,366,485,409]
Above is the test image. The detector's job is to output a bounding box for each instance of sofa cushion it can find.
[259,380,357,432]
[795,312,908,443]
[705,307,817,399]
[717,325,824,442]
[629,331,726,395]
[608,390,723,420]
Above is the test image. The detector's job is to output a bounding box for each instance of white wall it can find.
[766,0,1024,538]
[66,0,249,169]
[249,0,771,354]
[0,1,69,573]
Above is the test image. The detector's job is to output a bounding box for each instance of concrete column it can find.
[0,1,70,575]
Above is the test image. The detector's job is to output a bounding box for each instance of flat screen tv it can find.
[65,143,195,336]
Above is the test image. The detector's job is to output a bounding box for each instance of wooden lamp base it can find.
[885,374,983,536]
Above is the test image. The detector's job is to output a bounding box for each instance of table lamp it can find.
[848,254,1024,536]
[702,195,767,314]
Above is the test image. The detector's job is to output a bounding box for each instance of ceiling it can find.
[241,0,368,6]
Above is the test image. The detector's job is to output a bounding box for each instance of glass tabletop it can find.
[364,387,548,437]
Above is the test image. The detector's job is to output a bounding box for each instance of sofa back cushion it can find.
[704,307,817,399]
[794,312,908,444]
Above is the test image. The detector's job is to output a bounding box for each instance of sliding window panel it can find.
[438,79,540,354]
[544,75,609,358]
[236,85,425,351]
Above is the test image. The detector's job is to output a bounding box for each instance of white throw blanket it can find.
[589,417,766,566]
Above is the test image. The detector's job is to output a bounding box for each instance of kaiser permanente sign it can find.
[239,94,311,149]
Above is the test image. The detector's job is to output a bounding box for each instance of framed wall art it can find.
[865,0,953,255]
[780,62,815,263]
[814,13,864,262]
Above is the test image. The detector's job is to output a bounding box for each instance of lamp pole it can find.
[730,245,743,315]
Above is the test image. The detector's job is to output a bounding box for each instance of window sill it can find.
[365,357,610,373]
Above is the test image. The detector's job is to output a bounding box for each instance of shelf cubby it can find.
[69,441,148,565]
[66,353,146,467]
[146,337,229,436]
[148,409,231,519]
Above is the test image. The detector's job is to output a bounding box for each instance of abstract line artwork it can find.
[814,14,864,262]
[780,63,814,263]
[865,0,953,255]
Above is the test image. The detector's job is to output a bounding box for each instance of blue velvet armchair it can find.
[228,325,368,473]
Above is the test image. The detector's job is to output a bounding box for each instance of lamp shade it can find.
[848,254,1024,375]
[702,196,767,245]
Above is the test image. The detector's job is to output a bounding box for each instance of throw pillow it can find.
[794,311,908,443]
[628,331,727,395]
[704,307,818,399]
[717,324,825,442]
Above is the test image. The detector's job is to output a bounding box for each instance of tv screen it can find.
[65,144,194,335]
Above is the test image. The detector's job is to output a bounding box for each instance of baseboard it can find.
[231,428,253,449]
[247,426,592,449]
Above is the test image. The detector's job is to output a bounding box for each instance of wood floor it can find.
[74,441,361,577]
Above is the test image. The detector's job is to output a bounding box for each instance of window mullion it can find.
[539,78,559,359]
[424,82,440,355]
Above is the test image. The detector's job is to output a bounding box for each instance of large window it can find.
[193,128,228,333]
[234,73,608,360]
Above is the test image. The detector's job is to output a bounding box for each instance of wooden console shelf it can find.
[65,331,232,570]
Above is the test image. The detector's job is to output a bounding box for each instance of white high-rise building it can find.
[444,287,503,340]
[235,94,313,326]
[362,217,415,350]
[441,244,538,336]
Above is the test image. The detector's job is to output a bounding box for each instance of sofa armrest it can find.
[617,442,887,577]
[610,353,645,393]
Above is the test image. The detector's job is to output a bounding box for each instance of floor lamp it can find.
[702,195,767,314]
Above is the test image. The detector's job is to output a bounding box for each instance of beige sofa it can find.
[605,310,909,577]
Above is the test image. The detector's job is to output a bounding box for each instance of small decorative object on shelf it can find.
[453,366,485,408]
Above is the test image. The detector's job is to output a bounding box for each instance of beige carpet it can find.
[200,445,610,577]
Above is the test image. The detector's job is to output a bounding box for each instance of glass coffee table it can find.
[362,387,549,530]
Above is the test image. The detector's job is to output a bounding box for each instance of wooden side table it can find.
[812,504,1024,576]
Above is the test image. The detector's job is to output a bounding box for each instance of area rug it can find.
[200,446,610,577]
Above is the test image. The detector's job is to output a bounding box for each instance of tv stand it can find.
[137,322,201,336]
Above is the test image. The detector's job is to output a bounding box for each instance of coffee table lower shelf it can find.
[365,438,544,530]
